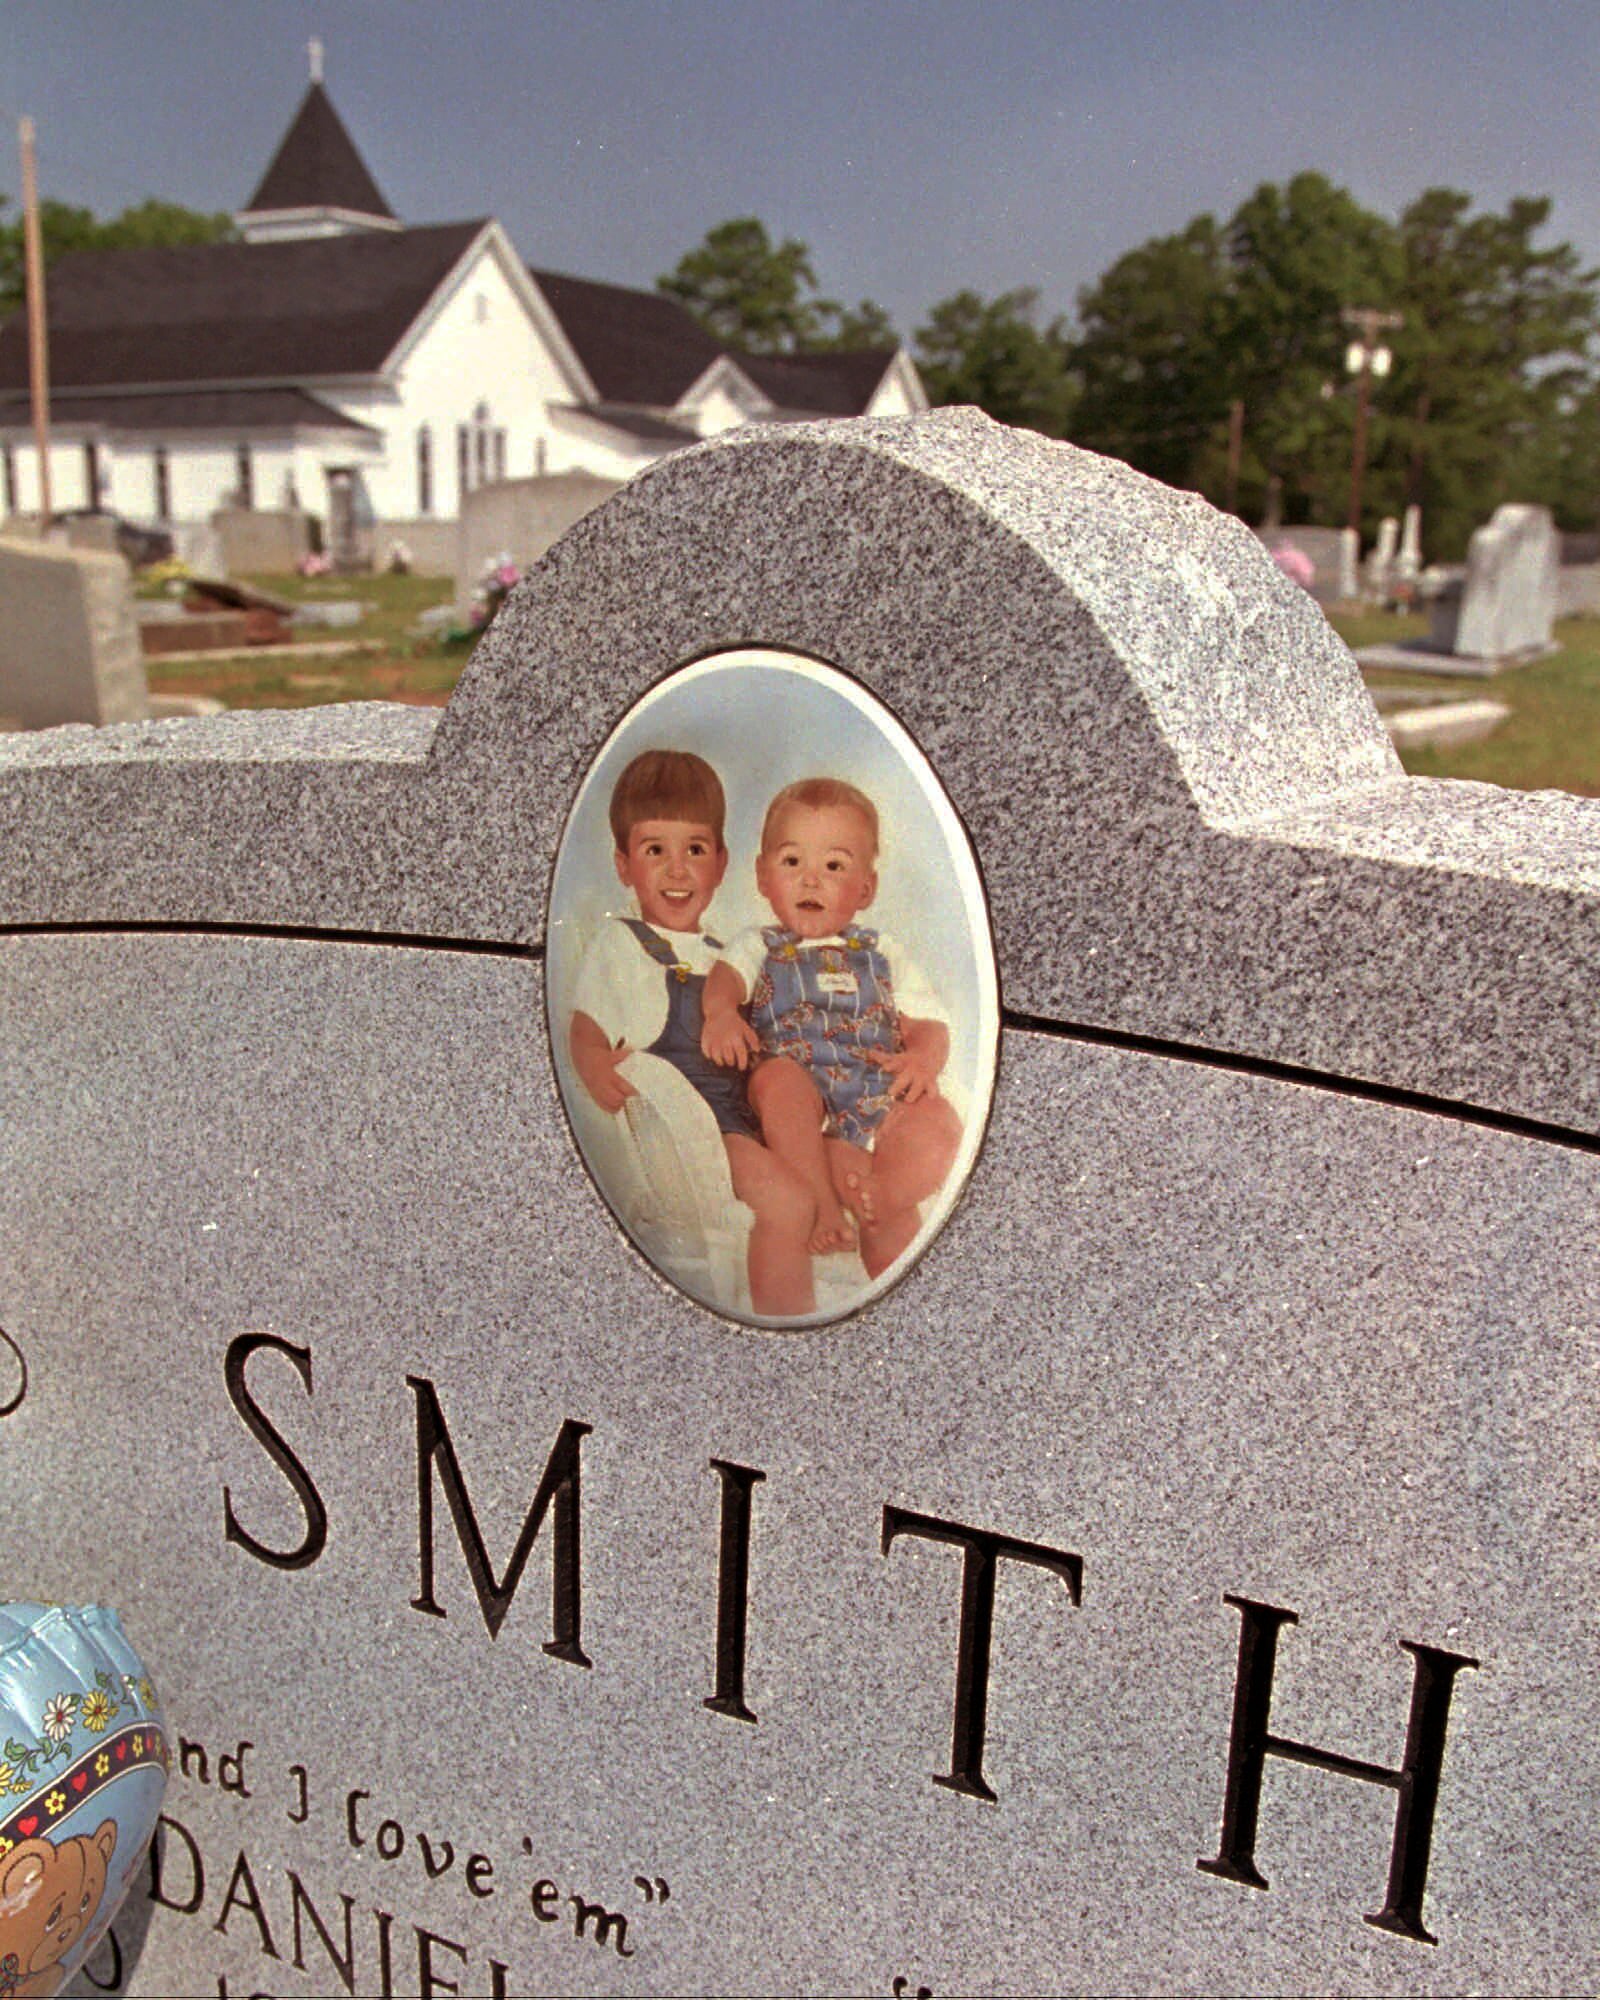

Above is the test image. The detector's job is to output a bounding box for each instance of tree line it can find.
[658,178,1598,559]
[5,174,1594,558]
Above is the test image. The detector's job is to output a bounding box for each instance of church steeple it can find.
[236,68,399,243]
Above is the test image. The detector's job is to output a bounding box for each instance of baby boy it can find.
[569,749,815,1317]
[700,777,960,1278]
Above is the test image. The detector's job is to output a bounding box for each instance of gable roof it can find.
[244,83,394,219]
[529,269,727,406]
[0,222,485,390]
[0,387,378,436]
[737,348,899,416]
[552,403,701,446]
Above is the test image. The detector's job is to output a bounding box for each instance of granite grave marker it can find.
[2,410,1599,1997]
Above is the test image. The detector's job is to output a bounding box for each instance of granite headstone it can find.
[0,535,150,729]
[2,411,1599,1997]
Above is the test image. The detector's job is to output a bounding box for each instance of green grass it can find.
[143,569,469,711]
[143,573,1600,799]
[1327,608,1600,797]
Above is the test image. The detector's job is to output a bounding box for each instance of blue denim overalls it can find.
[622,919,760,1140]
[748,925,901,1147]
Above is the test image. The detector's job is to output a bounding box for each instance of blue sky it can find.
[4,1,1597,338]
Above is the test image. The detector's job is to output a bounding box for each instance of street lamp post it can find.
[1342,307,1403,538]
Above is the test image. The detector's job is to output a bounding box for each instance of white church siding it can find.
[336,229,583,521]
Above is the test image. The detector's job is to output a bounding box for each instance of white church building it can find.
[0,78,926,542]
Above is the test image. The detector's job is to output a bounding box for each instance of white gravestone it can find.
[1431,502,1560,659]
[1,412,1599,1997]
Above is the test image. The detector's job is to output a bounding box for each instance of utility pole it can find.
[18,116,52,527]
[1342,306,1402,538]
[1224,398,1244,515]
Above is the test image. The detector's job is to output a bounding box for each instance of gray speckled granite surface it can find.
[0,409,1597,1129]
[3,411,1599,1994]
[6,937,1596,1996]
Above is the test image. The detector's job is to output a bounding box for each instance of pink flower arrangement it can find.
[471,552,522,628]
[1269,543,1316,590]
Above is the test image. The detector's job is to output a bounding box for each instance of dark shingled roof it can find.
[0,387,378,435]
[0,222,485,390]
[555,403,701,445]
[738,348,898,416]
[530,269,726,406]
[244,83,394,219]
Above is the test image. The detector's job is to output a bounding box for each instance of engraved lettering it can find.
[213,1848,282,1961]
[1197,1594,1478,1944]
[881,1504,1082,1802]
[218,1741,254,1796]
[406,1376,592,1659]
[530,1880,560,1922]
[704,1458,765,1723]
[287,1870,356,1994]
[149,1813,205,1914]
[222,1334,328,1571]
[569,1893,634,1958]
[374,1907,396,1999]
[80,1926,123,1993]
[415,1924,469,1997]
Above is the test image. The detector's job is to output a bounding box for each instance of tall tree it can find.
[0,195,235,317]
[1071,217,1231,488]
[913,287,1076,436]
[1215,172,1401,528]
[1389,190,1597,552]
[657,217,830,353]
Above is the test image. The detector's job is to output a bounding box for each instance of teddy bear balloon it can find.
[0,1604,169,1997]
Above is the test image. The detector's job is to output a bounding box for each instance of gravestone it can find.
[3,409,1600,1997]
[1254,523,1359,603]
[1398,503,1423,585]
[457,471,620,617]
[1430,502,1559,659]
[0,534,150,729]
[1365,514,1399,597]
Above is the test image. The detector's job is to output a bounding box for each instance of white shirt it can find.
[570,912,728,1052]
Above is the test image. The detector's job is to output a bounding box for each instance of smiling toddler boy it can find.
[700,776,960,1278]
[569,749,814,1317]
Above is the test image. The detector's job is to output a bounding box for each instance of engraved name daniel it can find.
[210,1332,1481,1959]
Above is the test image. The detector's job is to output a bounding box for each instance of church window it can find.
[456,425,469,503]
[492,429,506,481]
[154,446,171,520]
[83,441,102,508]
[235,445,254,509]
[417,427,433,515]
[475,292,489,323]
[2,444,15,514]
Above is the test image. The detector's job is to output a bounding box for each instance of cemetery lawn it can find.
[1332,609,1600,798]
[142,570,468,710]
[143,581,1600,798]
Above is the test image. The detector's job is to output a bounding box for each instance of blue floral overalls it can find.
[623,919,760,1140]
[748,925,901,1147]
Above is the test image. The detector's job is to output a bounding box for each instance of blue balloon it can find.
[0,1605,168,1997]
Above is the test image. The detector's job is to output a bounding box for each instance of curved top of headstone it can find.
[438,407,1398,830]
[2,406,1599,1133]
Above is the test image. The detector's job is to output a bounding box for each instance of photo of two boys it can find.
[549,652,996,1327]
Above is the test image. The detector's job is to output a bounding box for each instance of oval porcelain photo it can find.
[547,649,999,1329]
